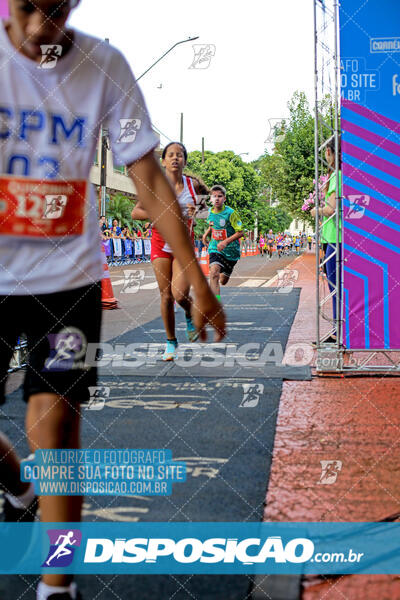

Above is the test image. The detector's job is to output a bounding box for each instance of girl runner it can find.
[132,141,208,361]
[259,234,265,256]
[276,232,284,258]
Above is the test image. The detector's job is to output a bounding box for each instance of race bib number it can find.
[212,228,227,241]
[0,176,88,238]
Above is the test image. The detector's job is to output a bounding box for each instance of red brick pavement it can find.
[264,251,400,600]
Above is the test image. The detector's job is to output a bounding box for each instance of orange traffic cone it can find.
[199,248,210,276]
[101,244,119,310]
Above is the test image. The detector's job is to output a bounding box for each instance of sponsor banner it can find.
[1,522,400,574]
[144,238,151,255]
[340,0,400,349]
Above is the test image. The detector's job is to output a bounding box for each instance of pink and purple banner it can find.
[340,0,400,350]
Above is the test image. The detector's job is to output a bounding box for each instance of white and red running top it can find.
[0,23,159,295]
[151,175,198,254]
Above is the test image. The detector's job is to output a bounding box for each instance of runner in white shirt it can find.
[0,2,225,599]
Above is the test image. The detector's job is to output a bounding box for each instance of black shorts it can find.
[209,252,238,277]
[0,283,102,405]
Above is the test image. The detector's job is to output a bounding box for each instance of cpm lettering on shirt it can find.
[0,107,87,146]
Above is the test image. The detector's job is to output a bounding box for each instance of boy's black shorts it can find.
[0,282,102,405]
[209,252,238,277]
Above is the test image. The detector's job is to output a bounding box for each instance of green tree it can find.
[107,193,134,226]
[255,91,334,224]
[186,150,261,233]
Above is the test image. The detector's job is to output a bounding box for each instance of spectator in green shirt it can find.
[311,138,341,343]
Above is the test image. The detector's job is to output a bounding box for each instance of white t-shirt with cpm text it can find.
[0,22,159,295]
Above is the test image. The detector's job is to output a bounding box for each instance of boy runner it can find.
[0,2,225,599]
[202,185,244,301]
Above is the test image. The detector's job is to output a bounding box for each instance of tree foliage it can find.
[106,193,133,225]
[254,91,334,225]
[186,150,261,231]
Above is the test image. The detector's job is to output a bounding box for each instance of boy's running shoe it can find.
[185,316,199,342]
[162,340,178,361]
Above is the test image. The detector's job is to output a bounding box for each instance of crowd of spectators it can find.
[99,216,152,264]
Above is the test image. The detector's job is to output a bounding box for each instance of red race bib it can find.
[0,176,88,238]
[212,228,227,241]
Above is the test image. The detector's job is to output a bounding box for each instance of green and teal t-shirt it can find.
[321,171,342,244]
[207,205,243,261]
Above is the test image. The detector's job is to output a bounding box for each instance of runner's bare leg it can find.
[171,259,192,317]
[26,393,81,587]
[152,258,175,339]
[209,263,222,297]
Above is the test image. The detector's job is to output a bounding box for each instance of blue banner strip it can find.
[1,522,400,574]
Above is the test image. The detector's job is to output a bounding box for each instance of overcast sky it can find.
[70,0,314,161]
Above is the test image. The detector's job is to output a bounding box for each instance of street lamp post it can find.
[100,36,199,216]
[136,36,199,82]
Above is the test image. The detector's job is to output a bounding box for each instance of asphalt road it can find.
[1,250,306,600]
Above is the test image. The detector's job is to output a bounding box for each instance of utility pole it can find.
[254,210,258,241]
[100,38,110,217]
[180,113,183,143]
[201,137,205,163]
[100,129,109,216]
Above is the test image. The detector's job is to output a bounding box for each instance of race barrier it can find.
[103,237,151,267]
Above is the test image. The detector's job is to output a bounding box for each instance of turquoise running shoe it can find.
[185,316,199,342]
[162,340,178,361]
